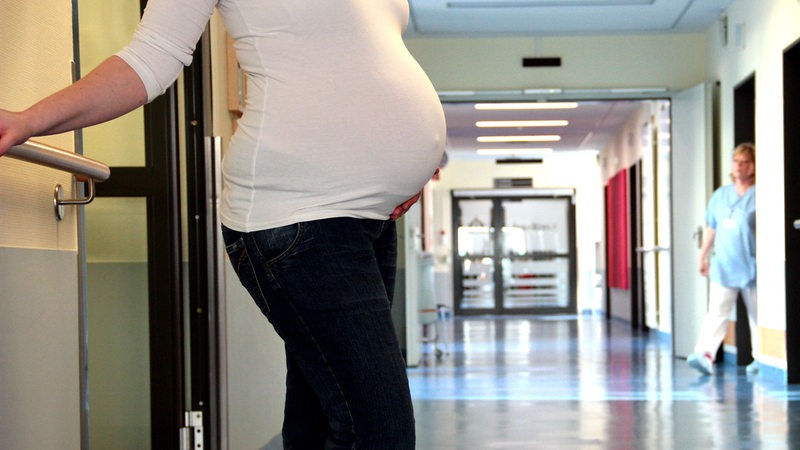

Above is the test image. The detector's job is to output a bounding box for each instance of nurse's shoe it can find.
[746,360,760,375]
[687,353,715,375]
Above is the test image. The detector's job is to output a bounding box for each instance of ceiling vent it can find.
[522,57,562,67]
[494,177,534,188]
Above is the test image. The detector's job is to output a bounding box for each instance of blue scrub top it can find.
[706,184,756,288]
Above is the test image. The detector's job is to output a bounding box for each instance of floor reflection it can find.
[409,314,800,449]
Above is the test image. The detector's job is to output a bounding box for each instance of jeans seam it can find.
[241,235,270,311]
[290,309,360,446]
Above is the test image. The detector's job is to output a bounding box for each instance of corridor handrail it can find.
[5,140,110,220]
[6,140,110,182]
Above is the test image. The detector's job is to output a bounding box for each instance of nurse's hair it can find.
[731,142,755,182]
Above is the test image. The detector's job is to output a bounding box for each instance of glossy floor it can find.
[409,315,800,449]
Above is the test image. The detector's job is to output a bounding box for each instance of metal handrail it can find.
[7,140,110,182]
[5,140,110,219]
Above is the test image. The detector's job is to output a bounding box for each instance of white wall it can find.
[405,33,708,92]
[223,277,286,449]
[706,0,800,365]
[0,2,81,448]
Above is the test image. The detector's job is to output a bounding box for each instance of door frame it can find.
[87,1,220,447]
[94,84,185,449]
[182,29,222,447]
[732,74,756,366]
[783,38,800,383]
[670,82,714,358]
[452,189,578,316]
[629,161,645,330]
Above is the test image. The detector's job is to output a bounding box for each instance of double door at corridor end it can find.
[452,189,577,315]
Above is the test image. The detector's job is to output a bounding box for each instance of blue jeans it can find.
[221,218,415,449]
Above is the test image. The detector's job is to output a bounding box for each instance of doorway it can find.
[78,0,219,447]
[670,82,715,358]
[451,189,577,316]
[783,39,800,383]
[732,74,755,367]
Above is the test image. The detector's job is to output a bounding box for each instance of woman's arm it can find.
[0,56,147,156]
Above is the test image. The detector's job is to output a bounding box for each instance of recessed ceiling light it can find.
[448,1,653,8]
[474,102,578,110]
[476,120,569,127]
[477,135,561,143]
[477,148,554,156]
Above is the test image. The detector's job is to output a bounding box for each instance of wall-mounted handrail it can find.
[6,140,110,182]
[5,140,110,219]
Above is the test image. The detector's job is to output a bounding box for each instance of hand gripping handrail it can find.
[6,140,111,219]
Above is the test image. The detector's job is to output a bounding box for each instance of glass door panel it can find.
[460,257,496,309]
[455,199,496,310]
[79,0,195,447]
[79,1,154,447]
[85,197,151,449]
[655,102,673,330]
[640,118,659,328]
[502,258,569,309]
[78,0,145,167]
[501,198,571,310]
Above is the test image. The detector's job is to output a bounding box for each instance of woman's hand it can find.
[697,226,715,277]
[0,109,33,157]
[390,168,440,221]
[699,257,710,277]
[390,190,422,221]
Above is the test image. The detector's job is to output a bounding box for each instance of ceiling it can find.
[441,100,646,160]
[406,0,734,36]
[406,0,733,161]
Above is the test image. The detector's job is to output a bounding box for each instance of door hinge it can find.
[180,411,204,450]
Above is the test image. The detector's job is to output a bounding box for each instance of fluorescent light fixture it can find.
[437,90,478,96]
[477,135,561,143]
[477,148,554,156]
[610,87,668,94]
[523,88,563,95]
[448,1,653,7]
[474,102,578,110]
[476,120,568,128]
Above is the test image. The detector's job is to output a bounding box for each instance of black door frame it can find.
[629,161,646,330]
[95,85,185,449]
[182,30,222,448]
[732,74,755,367]
[783,38,800,383]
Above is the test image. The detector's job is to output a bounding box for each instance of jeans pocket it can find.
[223,237,248,276]
[250,222,303,265]
[222,232,271,315]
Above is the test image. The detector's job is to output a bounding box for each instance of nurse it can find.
[687,142,757,376]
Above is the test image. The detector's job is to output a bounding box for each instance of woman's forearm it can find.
[20,56,147,138]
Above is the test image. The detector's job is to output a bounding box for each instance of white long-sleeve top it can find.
[117,0,446,231]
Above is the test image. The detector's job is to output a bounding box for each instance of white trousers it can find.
[693,282,758,359]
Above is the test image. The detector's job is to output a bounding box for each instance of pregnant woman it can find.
[0,1,446,448]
